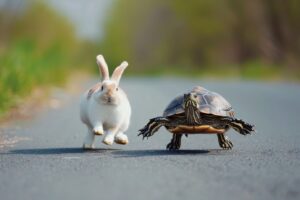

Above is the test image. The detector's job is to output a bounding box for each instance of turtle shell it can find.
[163,86,234,117]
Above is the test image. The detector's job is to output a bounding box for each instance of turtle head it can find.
[183,93,201,125]
[183,93,199,109]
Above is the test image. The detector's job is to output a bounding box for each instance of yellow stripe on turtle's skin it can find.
[168,125,225,134]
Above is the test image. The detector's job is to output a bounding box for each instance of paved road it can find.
[0,78,300,200]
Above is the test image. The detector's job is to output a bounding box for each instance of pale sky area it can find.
[46,0,114,41]
[0,0,114,41]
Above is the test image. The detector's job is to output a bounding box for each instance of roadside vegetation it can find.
[101,0,300,80]
[1,0,300,118]
[0,1,96,117]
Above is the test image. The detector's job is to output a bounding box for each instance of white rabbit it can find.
[80,55,131,149]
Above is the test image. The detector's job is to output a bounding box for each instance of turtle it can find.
[138,86,255,150]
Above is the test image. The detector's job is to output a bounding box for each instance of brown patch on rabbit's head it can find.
[99,81,120,105]
[87,83,102,100]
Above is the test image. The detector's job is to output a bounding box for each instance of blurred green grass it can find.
[101,0,300,80]
[1,0,300,118]
[0,1,96,116]
[123,60,287,81]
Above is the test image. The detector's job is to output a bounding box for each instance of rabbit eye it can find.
[101,86,104,91]
[116,87,119,91]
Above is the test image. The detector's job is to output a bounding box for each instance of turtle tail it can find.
[138,117,169,139]
[227,118,255,135]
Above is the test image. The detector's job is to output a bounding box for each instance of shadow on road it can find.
[112,149,231,158]
[4,148,235,157]
[7,147,120,155]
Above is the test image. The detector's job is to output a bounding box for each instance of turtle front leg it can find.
[219,116,255,135]
[166,134,182,150]
[138,117,170,139]
[217,134,233,150]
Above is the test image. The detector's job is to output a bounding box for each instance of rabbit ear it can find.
[111,61,128,85]
[96,55,109,81]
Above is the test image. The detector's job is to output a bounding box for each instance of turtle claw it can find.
[138,124,153,139]
[166,134,182,151]
[217,134,233,150]
[220,139,233,150]
[138,117,169,139]
[242,122,255,135]
[166,141,180,150]
[229,118,255,136]
[138,127,155,139]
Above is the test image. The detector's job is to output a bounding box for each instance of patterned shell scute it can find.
[163,95,185,117]
[163,86,233,117]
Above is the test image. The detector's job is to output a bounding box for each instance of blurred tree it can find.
[0,0,92,115]
[101,0,300,77]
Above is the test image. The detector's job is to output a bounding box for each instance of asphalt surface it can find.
[0,77,300,200]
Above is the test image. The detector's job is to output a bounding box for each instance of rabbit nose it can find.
[106,88,114,96]
[107,97,112,103]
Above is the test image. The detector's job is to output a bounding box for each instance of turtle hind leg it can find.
[138,117,169,139]
[166,134,182,150]
[217,134,233,150]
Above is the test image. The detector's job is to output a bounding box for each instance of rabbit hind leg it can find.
[93,123,104,135]
[83,127,96,149]
[114,131,129,145]
[102,127,119,145]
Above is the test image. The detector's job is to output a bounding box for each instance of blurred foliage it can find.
[1,0,300,116]
[101,0,300,79]
[0,1,96,115]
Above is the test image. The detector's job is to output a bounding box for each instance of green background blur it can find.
[0,0,300,115]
